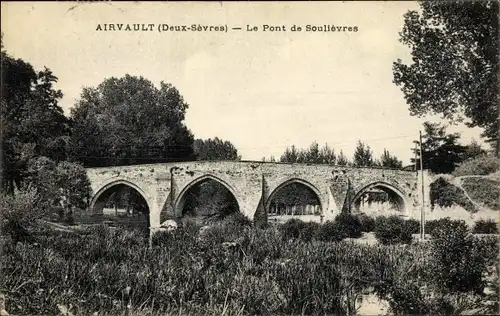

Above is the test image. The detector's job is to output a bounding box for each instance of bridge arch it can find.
[351,181,409,214]
[266,178,325,216]
[89,179,153,217]
[173,174,241,218]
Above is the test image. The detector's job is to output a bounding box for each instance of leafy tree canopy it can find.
[393,1,499,155]
[279,142,336,164]
[353,140,374,167]
[411,121,479,174]
[69,75,195,167]
[24,156,91,211]
[1,40,70,193]
[336,150,349,166]
[193,137,240,161]
[379,149,403,169]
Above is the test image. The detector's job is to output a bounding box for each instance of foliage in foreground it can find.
[0,188,48,243]
[473,219,499,234]
[279,213,363,242]
[429,218,497,294]
[1,217,498,316]
[373,215,414,245]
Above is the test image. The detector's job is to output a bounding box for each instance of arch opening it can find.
[266,180,323,223]
[175,177,241,225]
[90,181,150,230]
[351,182,407,216]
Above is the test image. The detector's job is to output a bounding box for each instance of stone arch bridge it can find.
[87,161,429,229]
[86,161,430,231]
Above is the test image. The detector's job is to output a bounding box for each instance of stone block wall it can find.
[87,161,425,228]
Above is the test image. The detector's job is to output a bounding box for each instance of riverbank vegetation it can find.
[1,202,498,315]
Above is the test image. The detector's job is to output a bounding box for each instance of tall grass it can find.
[1,219,498,315]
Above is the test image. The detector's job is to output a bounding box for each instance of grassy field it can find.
[1,216,498,316]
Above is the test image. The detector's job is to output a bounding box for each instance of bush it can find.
[1,188,49,243]
[428,218,467,240]
[223,212,253,227]
[473,219,499,234]
[24,157,92,210]
[374,215,413,245]
[279,218,307,240]
[426,217,467,236]
[425,219,438,235]
[279,219,321,242]
[384,287,494,316]
[333,212,363,239]
[279,214,363,243]
[356,213,376,232]
[405,218,421,234]
[315,220,342,242]
[473,234,499,267]
[298,221,321,242]
[384,281,431,315]
[430,218,487,294]
[4,222,498,315]
[453,156,500,177]
[429,177,476,212]
[152,226,195,247]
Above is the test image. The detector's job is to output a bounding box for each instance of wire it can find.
[71,130,484,161]
[72,134,418,151]
[72,155,192,160]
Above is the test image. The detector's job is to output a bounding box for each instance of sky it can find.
[1,2,486,165]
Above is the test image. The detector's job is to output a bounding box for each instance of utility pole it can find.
[419,131,425,241]
[414,142,418,172]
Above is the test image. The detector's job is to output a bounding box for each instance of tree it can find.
[24,157,92,216]
[69,75,195,167]
[24,157,59,207]
[280,145,300,163]
[379,149,403,169]
[353,141,374,167]
[462,139,487,161]
[319,143,336,165]
[393,1,499,155]
[193,137,240,161]
[304,142,321,163]
[55,161,92,211]
[1,44,70,193]
[337,150,349,166]
[279,142,336,164]
[412,122,467,174]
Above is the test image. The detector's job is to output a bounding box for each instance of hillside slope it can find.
[453,176,500,211]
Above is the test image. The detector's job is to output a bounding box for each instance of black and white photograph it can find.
[1,1,499,315]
